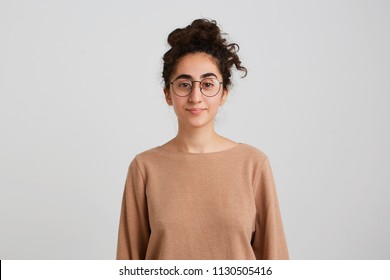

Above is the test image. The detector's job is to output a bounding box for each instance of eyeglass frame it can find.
[169,77,223,97]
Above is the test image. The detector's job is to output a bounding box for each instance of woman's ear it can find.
[220,88,228,106]
[164,88,173,106]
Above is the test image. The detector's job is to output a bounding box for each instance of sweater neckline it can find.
[157,143,243,155]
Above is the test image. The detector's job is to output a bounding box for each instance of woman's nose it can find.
[188,81,202,102]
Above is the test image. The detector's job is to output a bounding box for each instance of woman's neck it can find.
[172,121,223,153]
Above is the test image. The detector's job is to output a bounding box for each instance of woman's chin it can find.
[178,119,210,129]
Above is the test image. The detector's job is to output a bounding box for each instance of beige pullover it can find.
[116,143,289,260]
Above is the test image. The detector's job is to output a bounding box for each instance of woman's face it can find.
[164,52,228,129]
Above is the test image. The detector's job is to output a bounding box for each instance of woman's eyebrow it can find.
[174,73,218,80]
[174,74,192,80]
[201,73,218,79]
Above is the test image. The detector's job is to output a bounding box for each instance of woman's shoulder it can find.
[237,143,272,174]
[124,146,165,173]
[238,142,268,159]
[132,146,164,161]
[214,136,268,160]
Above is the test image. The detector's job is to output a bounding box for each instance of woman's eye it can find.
[203,82,214,88]
[179,83,191,88]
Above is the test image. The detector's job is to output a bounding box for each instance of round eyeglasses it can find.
[170,77,223,97]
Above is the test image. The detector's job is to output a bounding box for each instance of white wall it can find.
[0,0,389,259]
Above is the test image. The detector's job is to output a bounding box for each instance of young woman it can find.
[116,19,289,260]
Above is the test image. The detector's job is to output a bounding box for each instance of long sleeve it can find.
[116,157,150,259]
[251,157,289,259]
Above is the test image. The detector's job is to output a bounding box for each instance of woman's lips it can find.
[186,108,206,114]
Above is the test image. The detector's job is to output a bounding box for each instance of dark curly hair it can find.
[162,19,247,90]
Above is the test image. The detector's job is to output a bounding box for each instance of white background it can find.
[0,0,389,259]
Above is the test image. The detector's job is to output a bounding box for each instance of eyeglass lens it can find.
[172,78,221,97]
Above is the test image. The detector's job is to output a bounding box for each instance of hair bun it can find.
[167,19,224,48]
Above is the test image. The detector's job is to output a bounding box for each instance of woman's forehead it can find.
[173,53,221,78]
